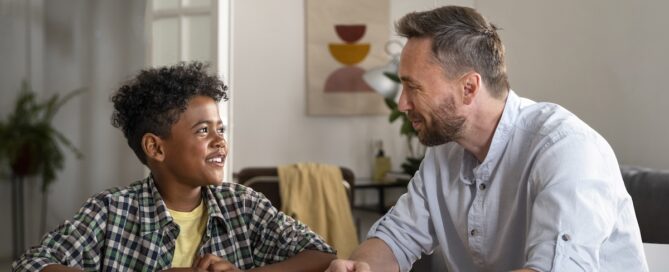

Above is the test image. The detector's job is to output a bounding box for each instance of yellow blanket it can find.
[278,163,358,258]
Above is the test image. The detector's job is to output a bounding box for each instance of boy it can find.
[13,62,336,271]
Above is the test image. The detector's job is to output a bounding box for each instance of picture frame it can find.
[305,0,391,116]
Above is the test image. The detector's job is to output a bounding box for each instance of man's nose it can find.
[397,90,411,112]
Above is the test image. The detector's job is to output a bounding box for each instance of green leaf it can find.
[389,110,401,122]
[400,156,423,176]
[383,71,400,83]
[51,128,83,158]
[0,80,84,192]
[384,98,397,109]
[45,87,85,122]
[400,120,414,136]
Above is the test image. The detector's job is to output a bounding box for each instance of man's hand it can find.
[324,238,397,272]
[325,259,371,272]
[193,254,242,272]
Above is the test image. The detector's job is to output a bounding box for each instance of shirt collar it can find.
[201,185,227,227]
[139,175,174,235]
[460,90,522,183]
[139,175,228,235]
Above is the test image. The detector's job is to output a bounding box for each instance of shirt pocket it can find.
[550,232,594,272]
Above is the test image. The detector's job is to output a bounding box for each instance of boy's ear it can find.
[461,72,481,105]
[142,133,165,162]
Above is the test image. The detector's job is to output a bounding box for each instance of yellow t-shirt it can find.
[168,200,208,267]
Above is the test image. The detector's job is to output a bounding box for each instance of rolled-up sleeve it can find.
[525,132,622,271]
[247,191,335,266]
[367,172,437,272]
[12,198,106,271]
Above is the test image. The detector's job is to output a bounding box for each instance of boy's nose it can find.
[213,136,227,151]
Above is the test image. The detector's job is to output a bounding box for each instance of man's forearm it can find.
[349,238,400,272]
[249,249,336,272]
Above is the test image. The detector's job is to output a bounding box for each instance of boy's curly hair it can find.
[111,62,228,165]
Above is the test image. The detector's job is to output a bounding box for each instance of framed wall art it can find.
[306,0,390,116]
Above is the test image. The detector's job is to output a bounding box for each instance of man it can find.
[13,62,336,271]
[327,5,647,272]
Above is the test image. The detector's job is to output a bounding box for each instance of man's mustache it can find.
[407,111,422,122]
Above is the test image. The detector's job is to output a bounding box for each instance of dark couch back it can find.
[621,166,669,244]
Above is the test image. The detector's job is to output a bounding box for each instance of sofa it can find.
[620,165,669,244]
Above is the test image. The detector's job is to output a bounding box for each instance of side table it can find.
[352,179,409,214]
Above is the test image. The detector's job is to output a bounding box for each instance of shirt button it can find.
[562,234,571,241]
[470,229,478,236]
[479,183,487,190]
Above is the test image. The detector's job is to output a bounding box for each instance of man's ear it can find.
[461,72,481,105]
[142,133,165,162]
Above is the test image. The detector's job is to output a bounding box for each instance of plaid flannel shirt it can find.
[12,176,334,271]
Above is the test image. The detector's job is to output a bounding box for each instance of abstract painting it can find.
[306,0,390,115]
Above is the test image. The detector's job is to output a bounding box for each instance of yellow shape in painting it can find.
[328,43,370,66]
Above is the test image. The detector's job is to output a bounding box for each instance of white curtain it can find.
[0,0,147,261]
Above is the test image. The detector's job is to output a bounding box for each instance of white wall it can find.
[230,0,469,179]
[232,0,396,178]
[476,0,669,169]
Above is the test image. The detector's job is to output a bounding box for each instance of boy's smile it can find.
[159,95,227,187]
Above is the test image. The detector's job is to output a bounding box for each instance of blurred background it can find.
[1,0,668,270]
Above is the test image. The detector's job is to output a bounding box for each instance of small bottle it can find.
[372,141,391,183]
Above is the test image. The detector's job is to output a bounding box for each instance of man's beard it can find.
[410,97,465,146]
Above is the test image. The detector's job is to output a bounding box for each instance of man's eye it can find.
[402,84,416,91]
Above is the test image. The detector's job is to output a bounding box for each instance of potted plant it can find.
[0,80,83,258]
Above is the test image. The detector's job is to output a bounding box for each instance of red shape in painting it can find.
[335,24,366,44]
[324,66,374,93]
[323,24,373,93]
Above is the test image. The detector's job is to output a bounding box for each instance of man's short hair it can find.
[396,6,510,98]
[111,62,228,165]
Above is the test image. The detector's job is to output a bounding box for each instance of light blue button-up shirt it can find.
[369,91,648,272]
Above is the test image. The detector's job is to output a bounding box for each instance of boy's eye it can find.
[217,127,225,134]
[196,127,208,134]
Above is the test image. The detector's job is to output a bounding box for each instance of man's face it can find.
[398,37,466,146]
[160,95,227,187]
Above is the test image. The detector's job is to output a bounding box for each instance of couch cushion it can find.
[620,166,669,244]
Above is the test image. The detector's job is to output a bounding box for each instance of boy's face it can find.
[160,95,227,187]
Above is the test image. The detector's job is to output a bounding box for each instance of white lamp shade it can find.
[363,60,399,99]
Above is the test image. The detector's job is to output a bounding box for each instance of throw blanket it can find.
[278,163,358,258]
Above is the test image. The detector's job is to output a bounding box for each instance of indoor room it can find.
[1,0,668,271]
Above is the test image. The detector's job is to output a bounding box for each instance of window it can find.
[145,0,233,181]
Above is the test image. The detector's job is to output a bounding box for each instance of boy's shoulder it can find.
[89,180,263,203]
[206,182,263,200]
[87,178,148,205]
[204,182,278,216]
